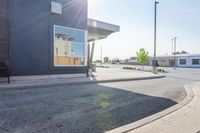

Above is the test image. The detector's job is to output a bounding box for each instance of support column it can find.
[90,40,95,62]
[87,43,90,63]
[87,43,90,77]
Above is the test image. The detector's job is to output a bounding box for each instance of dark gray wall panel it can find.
[0,0,9,63]
[9,0,88,76]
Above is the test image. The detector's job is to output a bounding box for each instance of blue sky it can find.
[88,0,200,60]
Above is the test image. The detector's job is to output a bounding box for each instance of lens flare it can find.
[88,0,100,10]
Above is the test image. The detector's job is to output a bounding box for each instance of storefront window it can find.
[54,25,85,66]
[192,59,200,65]
[179,59,186,65]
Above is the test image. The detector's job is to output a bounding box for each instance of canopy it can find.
[88,18,120,42]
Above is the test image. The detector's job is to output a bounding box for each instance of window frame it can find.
[179,59,187,65]
[192,59,200,65]
[53,25,86,67]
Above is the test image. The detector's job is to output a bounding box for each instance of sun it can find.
[88,0,97,6]
[88,0,100,9]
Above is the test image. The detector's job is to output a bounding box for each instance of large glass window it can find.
[179,59,186,65]
[54,25,85,66]
[192,59,200,65]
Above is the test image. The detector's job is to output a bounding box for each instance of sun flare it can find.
[88,0,100,9]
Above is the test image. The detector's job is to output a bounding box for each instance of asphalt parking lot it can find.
[0,77,186,133]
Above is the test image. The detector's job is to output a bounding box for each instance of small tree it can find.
[136,48,149,70]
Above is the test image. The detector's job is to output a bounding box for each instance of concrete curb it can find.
[106,83,194,133]
[0,75,165,91]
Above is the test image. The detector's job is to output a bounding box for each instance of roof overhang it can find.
[88,18,120,42]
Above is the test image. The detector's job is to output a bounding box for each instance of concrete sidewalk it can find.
[129,82,200,133]
[93,68,161,80]
[0,68,164,90]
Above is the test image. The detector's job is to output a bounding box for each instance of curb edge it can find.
[105,83,194,133]
[0,75,165,91]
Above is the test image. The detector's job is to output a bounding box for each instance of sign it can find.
[51,2,62,14]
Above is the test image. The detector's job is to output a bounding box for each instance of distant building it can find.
[130,57,136,60]
[111,58,120,64]
[104,57,109,63]
[122,57,149,65]
[150,54,200,68]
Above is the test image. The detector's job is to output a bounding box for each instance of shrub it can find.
[97,65,109,68]
[157,68,165,72]
[136,48,150,70]
[122,67,136,70]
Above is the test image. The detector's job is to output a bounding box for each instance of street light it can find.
[171,37,177,69]
[171,38,174,55]
[173,37,177,69]
[153,1,159,74]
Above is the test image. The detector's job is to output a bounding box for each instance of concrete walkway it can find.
[93,68,159,80]
[0,68,164,90]
[130,82,200,133]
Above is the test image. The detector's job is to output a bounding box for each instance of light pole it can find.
[173,37,177,69]
[153,1,159,74]
[171,38,174,55]
[100,45,103,63]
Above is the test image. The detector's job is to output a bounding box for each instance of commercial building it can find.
[120,54,200,68]
[150,54,200,68]
[0,0,119,78]
[122,57,149,65]
[104,57,109,63]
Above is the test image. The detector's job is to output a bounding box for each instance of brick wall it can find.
[0,0,9,64]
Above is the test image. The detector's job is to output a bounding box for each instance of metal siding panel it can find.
[0,0,9,61]
[9,0,88,76]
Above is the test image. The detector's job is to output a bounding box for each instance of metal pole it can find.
[87,43,90,77]
[90,40,95,62]
[101,45,103,63]
[171,38,174,55]
[7,0,11,84]
[153,1,159,74]
[174,37,177,69]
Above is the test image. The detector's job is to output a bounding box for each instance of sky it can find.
[88,0,200,60]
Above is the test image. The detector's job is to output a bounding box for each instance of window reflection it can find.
[54,25,85,66]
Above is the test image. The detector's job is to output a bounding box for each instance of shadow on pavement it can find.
[0,83,177,133]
